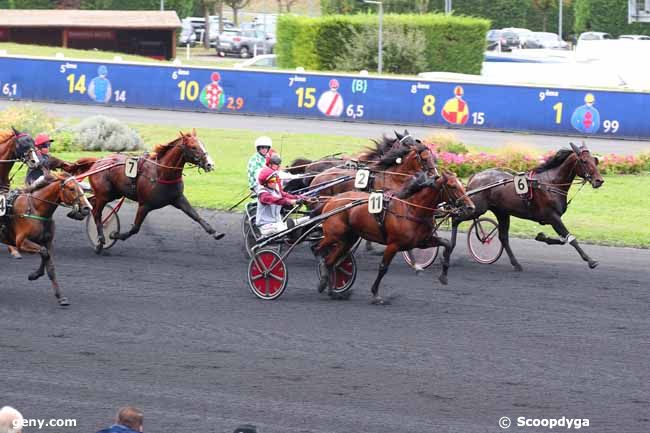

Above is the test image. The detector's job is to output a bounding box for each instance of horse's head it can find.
[179,129,214,172]
[12,127,40,169]
[436,170,475,216]
[396,143,437,176]
[58,175,93,220]
[570,142,604,188]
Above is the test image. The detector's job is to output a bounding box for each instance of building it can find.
[0,10,181,60]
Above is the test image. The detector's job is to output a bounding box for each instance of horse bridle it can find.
[178,135,209,168]
[11,133,40,168]
[574,149,595,183]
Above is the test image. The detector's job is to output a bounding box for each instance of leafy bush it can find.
[49,129,79,152]
[73,115,144,152]
[0,105,56,136]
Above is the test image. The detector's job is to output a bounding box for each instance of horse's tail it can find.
[65,157,99,176]
[287,157,312,174]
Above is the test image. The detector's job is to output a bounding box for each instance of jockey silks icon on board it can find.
[317,78,344,117]
[441,85,470,125]
[571,93,601,134]
[88,65,112,103]
[200,72,226,110]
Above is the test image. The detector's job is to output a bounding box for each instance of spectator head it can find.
[116,407,143,432]
[0,406,24,433]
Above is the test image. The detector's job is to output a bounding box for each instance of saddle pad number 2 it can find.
[0,194,5,217]
[514,174,529,195]
[368,192,383,214]
[125,157,138,178]
[354,169,370,189]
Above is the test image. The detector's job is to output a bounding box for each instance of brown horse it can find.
[1,174,92,306]
[316,172,475,304]
[67,129,222,254]
[0,127,40,191]
[450,142,604,270]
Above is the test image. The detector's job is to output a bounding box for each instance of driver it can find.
[25,133,73,189]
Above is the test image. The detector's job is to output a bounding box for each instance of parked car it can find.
[178,19,197,46]
[523,32,570,49]
[234,54,277,69]
[216,29,275,58]
[502,27,533,47]
[578,31,614,42]
[486,29,519,51]
[184,16,234,44]
[619,34,650,40]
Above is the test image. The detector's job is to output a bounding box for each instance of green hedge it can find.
[277,13,489,75]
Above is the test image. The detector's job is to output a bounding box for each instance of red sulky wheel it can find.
[248,249,288,300]
[317,253,357,295]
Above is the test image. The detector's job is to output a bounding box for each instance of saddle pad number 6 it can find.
[514,174,529,195]
[125,157,138,178]
[368,192,383,214]
[0,194,6,217]
[354,169,370,189]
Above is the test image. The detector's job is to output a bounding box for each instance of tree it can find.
[57,0,82,7]
[532,0,555,31]
[224,0,250,26]
[276,0,298,13]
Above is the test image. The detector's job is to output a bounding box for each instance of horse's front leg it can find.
[110,204,151,242]
[370,243,399,305]
[173,194,224,240]
[536,215,598,269]
[425,235,453,285]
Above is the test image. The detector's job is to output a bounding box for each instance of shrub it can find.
[49,129,79,152]
[0,105,56,136]
[72,116,144,152]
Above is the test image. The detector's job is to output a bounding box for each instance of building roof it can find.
[0,10,181,29]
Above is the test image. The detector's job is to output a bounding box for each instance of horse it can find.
[1,173,92,306]
[0,127,40,191]
[449,142,604,270]
[316,172,475,304]
[66,129,223,254]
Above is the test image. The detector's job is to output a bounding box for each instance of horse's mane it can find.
[371,142,428,170]
[151,136,183,158]
[533,149,574,173]
[287,158,312,174]
[395,172,431,199]
[0,129,14,144]
[358,135,398,162]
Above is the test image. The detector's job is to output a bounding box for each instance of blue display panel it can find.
[1,56,648,139]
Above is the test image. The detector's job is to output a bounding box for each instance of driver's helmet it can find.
[254,136,272,150]
[258,166,279,186]
[34,133,53,148]
[265,152,282,167]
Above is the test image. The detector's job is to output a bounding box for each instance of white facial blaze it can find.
[29,149,39,167]
[199,140,215,168]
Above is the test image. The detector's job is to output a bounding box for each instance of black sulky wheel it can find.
[402,246,439,270]
[85,203,120,251]
[467,217,504,264]
[248,249,288,300]
[317,253,357,295]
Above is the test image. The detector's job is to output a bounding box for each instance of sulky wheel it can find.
[248,249,288,300]
[317,253,357,295]
[402,246,439,270]
[85,203,120,251]
[467,217,504,264]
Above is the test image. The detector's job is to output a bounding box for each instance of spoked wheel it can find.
[317,253,357,295]
[402,246,439,270]
[85,204,120,250]
[248,249,288,300]
[467,217,503,264]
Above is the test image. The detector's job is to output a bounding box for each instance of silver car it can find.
[216,29,276,58]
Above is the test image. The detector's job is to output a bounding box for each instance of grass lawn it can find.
[9,124,650,248]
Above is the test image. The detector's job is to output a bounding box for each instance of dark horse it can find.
[1,174,92,306]
[450,142,604,270]
[0,127,40,191]
[316,172,475,304]
[67,130,223,254]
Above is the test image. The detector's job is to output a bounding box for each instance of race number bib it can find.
[0,194,6,217]
[125,157,138,178]
[354,169,370,189]
[368,192,383,214]
[514,174,529,195]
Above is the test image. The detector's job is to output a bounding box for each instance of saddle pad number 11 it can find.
[368,192,383,214]
[0,194,6,217]
[514,174,529,195]
[354,169,370,189]
[125,157,138,178]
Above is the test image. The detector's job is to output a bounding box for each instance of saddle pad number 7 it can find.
[354,169,370,189]
[513,174,529,195]
[125,157,138,178]
[368,192,383,214]
[0,194,5,217]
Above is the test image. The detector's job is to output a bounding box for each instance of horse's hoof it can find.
[371,296,384,305]
[588,260,599,269]
[28,272,41,281]
[438,274,448,285]
[318,277,329,294]
[58,297,70,307]
[11,253,22,260]
[109,232,119,240]
[513,263,523,272]
[94,244,104,255]
[213,232,225,240]
[535,232,546,242]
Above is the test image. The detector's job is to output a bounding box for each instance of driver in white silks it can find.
[255,154,311,237]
